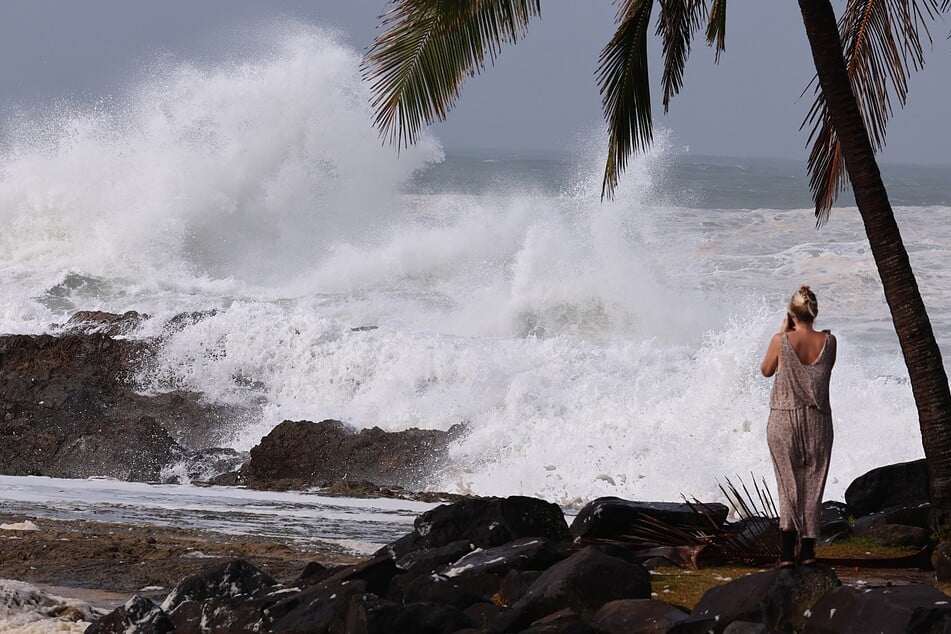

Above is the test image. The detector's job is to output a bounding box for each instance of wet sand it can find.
[0,512,359,610]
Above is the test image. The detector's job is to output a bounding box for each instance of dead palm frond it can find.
[803,0,942,225]
[362,0,541,148]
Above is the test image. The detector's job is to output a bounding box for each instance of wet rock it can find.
[569,498,729,541]
[590,599,688,634]
[160,559,278,615]
[673,564,839,633]
[803,583,951,632]
[244,419,464,490]
[397,539,474,574]
[845,459,930,517]
[864,523,931,548]
[494,546,652,631]
[0,416,182,481]
[85,595,175,634]
[884,503,932,529]
[268,578,368,632]
[382,496,570,561]
[439,537,569,578]
[63,310,146,337]
[402,601,474,632]
[819,501,851,539]
[0,329,248,481]
[464,602,504,628]
[344,593,416,633]
[498,569,543,605]
[400,574,486,610]
[167,447,247,483]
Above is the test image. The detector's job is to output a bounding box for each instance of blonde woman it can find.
[760,286,836,567]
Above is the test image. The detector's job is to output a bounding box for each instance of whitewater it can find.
[1,24,949,508]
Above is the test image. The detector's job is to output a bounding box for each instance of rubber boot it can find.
[800,537,816,564]
[779,530,797,567]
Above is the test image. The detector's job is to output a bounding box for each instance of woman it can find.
[760,285,836,567]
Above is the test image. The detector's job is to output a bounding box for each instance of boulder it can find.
[268,579,368,632]
[439,538,569,578]
[244,419,463,490]
[62,310,146,337]
[673,564,839,633]
[0,416,182,482]
[863,523,931,548]
[160,559,278,614]
[819,501,851,539]
[569,498,729,541]
[85,595,174,634]
[845,459,930,517]
[803,583,951,632]
[498,569,543,606]
[397,539,474,574]
[383,496,570,561]
[399,574,488,610]
[590,599,689,633]
[494,546,652,631]
[934,541,951,582]
[0,327,248,481]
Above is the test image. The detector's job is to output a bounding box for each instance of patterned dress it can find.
[767,332,835,538]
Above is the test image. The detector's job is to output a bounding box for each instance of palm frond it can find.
[363,0,541,147]
[705,0,727,61]
[803,0,942,225]
[658,0,709,112]
[598,0,655,201]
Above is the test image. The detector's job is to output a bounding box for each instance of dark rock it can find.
[403,601,475,632]
[495,546,652,631]
[884,503,932,529]
[820,501,851,538]
[401,574,487,610]
[851,512,886,537]
[864,523,932,548]
[161,559,278,614]
[63,310,146,337]
[521,619,598,634]
[397,539,474,574]
[344,593,415,633]
[845,459,930,517]
[294,561,345,588]
[84,595,174,634]
[464,602,504,628]
[570,497,729,541]
[382,496,570,561]
[673,564,839,633]
[450,573,505,603]
[803,583,951,632]
[722,622,770,634]
[934,541,951,582]
[590,599,688,633]
[0,329,248,481]
[0,416,182,482]
[498,569,542,606]
[439,537,568,578]
[244,419,464,490]
[172,447,248,483]
[267,579,368,632]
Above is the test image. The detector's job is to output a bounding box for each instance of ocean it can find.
[1,27,950,508]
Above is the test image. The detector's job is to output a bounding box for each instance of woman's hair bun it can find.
[790,285,818,319]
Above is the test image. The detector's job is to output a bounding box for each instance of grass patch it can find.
[647,538,926,609]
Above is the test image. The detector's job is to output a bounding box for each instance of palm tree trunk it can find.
[797,0,951,517]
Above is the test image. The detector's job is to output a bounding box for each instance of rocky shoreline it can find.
[2,311,950,632]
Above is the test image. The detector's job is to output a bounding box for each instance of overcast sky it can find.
[1,1,948,164]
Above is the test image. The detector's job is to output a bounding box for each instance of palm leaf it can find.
[803,0,942,225]
[658,0,710,112]
[598,0,655,201]
[362,0,541,148]
[705,0,727,61]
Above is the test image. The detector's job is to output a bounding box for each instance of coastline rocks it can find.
[381,496,571,561]
[803,583,951,632]
[85,595,174,634]
[62,310,147,337]
[242,419,464,490]
[845,459,930,517]
[0,325,247,481]
[493,546,652,631]
[570,498,730,541]
[591,599,688,633]
[0,416,182,481]
[674,564,839,633]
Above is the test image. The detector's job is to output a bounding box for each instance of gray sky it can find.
[1,1,948,164]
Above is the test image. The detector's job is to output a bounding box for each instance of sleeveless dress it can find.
[767,331,835,538]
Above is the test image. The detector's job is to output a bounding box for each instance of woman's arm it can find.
[760,333,782,377]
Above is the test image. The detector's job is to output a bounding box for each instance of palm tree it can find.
[361,0,951,516]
